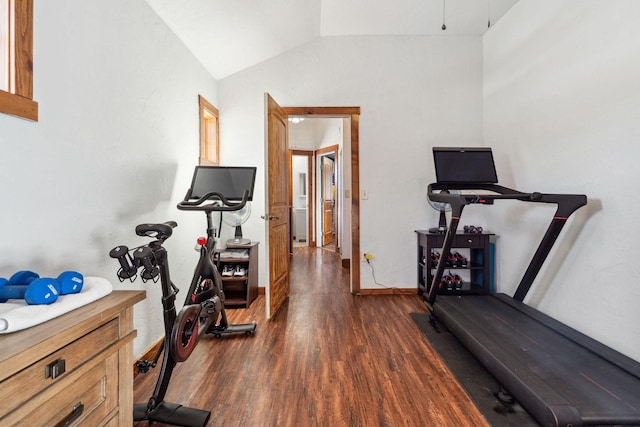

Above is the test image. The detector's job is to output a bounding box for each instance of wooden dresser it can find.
[0,290,145,426]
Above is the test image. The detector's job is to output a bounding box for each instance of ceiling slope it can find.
[146,0,518,80]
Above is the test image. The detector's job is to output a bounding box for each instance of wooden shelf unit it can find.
[0,290,145,426]
[216,242,259,308]
[416,230,495,296]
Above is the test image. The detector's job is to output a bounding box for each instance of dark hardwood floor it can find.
[133,247,488,426]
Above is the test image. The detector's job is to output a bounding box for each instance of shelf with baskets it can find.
[416,230,495,296]
[215,242,259,308]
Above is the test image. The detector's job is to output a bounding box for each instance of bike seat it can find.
[135,221,177,240]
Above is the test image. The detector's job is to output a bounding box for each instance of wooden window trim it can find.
[198,95,219,166]
[0,0,37,121]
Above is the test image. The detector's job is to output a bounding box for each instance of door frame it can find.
[282,106,361,294]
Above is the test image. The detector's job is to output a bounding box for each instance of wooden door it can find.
[321,156,334,246]
[265,94,290,319]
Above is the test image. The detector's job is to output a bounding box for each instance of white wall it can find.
[219,35,484,291]
[0,0,218,356]
[484,0,640,361]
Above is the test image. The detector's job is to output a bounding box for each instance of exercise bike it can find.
[109,189,256,427]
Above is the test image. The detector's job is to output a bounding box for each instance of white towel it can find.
[0,276,113,333]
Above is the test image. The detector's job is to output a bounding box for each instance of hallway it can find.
[133,247,486,426]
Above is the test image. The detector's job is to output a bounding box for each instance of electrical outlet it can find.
[364,253,374,260]
[362,189,369,200]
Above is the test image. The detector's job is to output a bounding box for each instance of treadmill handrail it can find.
[427,183,587,218]
[425,183,587,307]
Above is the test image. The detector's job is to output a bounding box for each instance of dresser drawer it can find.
[426,234,486,248]
[1,352,118,426]
[0,318,119,417]
[453,234,484,247]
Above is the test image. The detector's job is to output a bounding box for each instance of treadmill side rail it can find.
[425,183,587,306]
[513,194,586,301]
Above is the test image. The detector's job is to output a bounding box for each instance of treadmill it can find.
[425,147,640,427]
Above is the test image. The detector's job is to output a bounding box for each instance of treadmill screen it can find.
[433,147,498,184]
[189,166,257,201]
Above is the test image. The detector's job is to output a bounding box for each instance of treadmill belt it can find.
[433,294,640,426]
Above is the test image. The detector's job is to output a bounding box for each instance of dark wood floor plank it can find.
[133,247,488,426]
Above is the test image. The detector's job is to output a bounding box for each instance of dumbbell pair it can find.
[109,245,159,283]
[0,270,84,305]
[463,225,483,234]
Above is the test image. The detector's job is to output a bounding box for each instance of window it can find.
[199,95,219,165]
[0,0,8,91]
[0,0,37,121]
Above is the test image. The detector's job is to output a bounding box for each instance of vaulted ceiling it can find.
[145,0,519,80]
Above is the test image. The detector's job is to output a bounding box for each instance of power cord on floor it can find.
[365,256,398,290]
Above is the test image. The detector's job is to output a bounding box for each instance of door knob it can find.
[261,214,279,220]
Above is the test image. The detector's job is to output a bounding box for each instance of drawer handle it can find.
[45,358,66,379]
[55,402,84,427]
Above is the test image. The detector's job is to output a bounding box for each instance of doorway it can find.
[283,107,361,294]
[287,120,341,255]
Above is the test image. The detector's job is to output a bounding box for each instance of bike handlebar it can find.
[176,190,249,213]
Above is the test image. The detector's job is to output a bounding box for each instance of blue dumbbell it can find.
[56,271,84,295]
[0,280,33,301]
[24,278,59,304]
[0,271,59,304]
[0,271,40,302]
[9,270,39,286]
[0,278,8,301]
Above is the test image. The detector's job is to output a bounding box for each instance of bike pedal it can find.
[135,360,154,373]
[203,296,221,314]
